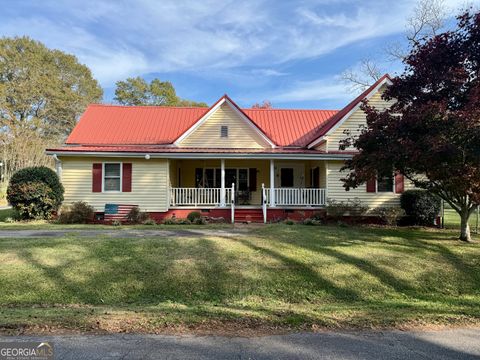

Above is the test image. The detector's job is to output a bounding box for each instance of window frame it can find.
[102,162,123,193]
[376,172,394,193]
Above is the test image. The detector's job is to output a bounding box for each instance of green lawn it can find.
[0,224,479,334]
[443,208,480,231]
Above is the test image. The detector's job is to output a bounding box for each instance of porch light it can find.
[145,154,150,160]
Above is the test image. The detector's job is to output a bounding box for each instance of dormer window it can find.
[220,125,228,138]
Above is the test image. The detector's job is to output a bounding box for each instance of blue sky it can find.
[0,0,468,109]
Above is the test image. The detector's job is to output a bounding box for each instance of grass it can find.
[0,224,479,334]
[443,208,480,231]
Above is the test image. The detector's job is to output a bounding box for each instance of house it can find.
[46,74,409,223]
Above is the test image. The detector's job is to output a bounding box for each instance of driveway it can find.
[1,329,479,359]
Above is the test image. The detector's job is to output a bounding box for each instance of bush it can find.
[187,211,201,223]
[193,217,207,225]
[376,207,405,226]
[111,219,122,226]
[7,166,64,220]
[142,218,157,225]
[6,181,56,220]
[302,218,322,226]
[58,201,95,224]
[284,219,295,225]
[8,166,64,208]
[326,198,368,218]
[400,190,441,226]
[126,206,149,224]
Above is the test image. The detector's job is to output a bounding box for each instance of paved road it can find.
[1,329,480,359]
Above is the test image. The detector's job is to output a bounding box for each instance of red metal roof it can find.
[243,108,337,147]
[66,103,338,148]
[64,75,391,150]
[66,105,208,145]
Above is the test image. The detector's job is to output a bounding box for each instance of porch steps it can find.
[234,209,264,223]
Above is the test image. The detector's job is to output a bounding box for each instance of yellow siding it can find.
[326,160,414,209]
[178,103,270,148]
[59,157,169,212]
[327,86,395,152]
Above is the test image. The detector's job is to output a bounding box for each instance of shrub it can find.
[58,201,95,224]
[6,181,56,220]
[142,218,157,225]
[326,198,368,218]
[303,218,322,226]
[376,207,405,226]
[7,166,64,220]
[400,190,441,226]
[111,219,122,226]
[126,206,149,224]
[284,219,295,225]
[187,211,201,223]
[8,166,64,208]
[193,217,207,225]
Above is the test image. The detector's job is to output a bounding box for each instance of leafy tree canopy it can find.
[0,36,103,140]
[340,11,480,242]
[114,77,207,107]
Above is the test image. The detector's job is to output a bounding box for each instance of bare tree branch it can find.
[343,0,448,90]
[341,59,383,93]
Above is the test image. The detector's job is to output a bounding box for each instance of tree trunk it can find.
[459,210,472,242]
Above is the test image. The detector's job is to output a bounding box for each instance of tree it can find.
[0,37,103,139]
[342,0,448,92]
[0,36,103,182]
[251,100,273,109]
[114,77,207,107]
[340,11,480,242]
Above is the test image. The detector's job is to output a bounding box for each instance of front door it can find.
[225,169,237,189]
[278,164,305,188]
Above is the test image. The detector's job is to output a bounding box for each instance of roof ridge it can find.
[89,103,208,110]
[245,108,339,112]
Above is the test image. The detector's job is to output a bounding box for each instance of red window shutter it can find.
[92,163,102,192]
[366,176,376,193]
[249,168,257,191]
[395,172,404,193]
[122,163,132,192]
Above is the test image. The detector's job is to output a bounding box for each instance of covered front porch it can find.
[168,158,327,208]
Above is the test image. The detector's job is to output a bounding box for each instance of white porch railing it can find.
[170,187,233,206]
[265,188,327,206]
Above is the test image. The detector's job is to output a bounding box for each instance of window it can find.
[221,125,228,138]
[280,168,294,187]
[238,169,248,191]
[104,163,121,191]
[195,168,249,190]
[377,173,394,192]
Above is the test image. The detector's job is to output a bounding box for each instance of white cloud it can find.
[0,0,468,88]
[267,77,351,104]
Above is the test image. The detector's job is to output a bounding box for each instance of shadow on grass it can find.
[1,226,479,334]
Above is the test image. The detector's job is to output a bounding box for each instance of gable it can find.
[177,102,273,149]
[325,84,395,152]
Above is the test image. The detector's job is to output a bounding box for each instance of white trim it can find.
[47,151,354,160]
[102,162,122,193]
[307,77,393,149]
[173,97,276,148]
[308,136,328,150]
